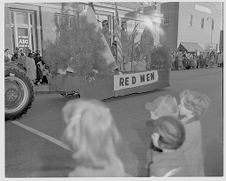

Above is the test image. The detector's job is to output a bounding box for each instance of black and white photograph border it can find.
[1,0,225,180]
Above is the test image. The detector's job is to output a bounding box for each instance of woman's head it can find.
[145,95,179,120]
[179,89,210,119]
[152,116,185,150]
[62,99,121,167]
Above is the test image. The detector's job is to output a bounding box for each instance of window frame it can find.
[55,13,75,29]
[10,9,36,51]
[190,14,193,26]
[211,19,214,30]
[201,17,204,29]
[163,14,169,25]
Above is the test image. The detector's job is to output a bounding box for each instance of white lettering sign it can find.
[114,70,158,91]
[18,36,29,48]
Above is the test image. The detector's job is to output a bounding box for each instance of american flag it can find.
[114,3,123,66]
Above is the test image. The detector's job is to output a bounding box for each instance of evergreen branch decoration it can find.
[44,3,112,79]
[150,46,171,70]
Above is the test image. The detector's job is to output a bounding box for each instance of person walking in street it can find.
[178,89,210,176]
[62,99,126,177]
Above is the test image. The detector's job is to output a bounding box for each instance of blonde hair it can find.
[180,89,210,120]
[62,99,121,168]
[145,95,179,120]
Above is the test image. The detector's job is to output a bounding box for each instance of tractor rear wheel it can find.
[5,67,34,120]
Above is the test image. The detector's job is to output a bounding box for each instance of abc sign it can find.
[18,37,29,47]
[19,39,29,44]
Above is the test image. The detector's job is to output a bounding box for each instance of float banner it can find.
[114,70,158,91]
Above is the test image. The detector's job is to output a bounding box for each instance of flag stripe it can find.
[115,3,123,64]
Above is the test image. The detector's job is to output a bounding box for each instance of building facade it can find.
[4,2,139,55]
[160,2,223,52]
[5,2,223,55]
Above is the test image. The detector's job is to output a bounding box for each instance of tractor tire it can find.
[5,67,34,120]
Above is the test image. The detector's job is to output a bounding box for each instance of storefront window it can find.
[190,14,193,26]
[30,13,33,25]
[10,10,36,52]
[11,27,15,51]
[201,17,204,28]
[16,12,28,24]
[17,28,28,36]
[212,19,214,30]
[55,13,74,28]
[11,11,14,24]
[163,14,169,25]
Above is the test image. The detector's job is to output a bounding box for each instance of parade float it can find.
[45,3,170,100]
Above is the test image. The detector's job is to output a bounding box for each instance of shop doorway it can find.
[10,10,36,54]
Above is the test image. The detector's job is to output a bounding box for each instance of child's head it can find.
[151,116,185,151]
[179,89,210,120]
[62,99,121,168]
[145,95,179,120]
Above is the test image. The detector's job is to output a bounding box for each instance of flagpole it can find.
[114,2,123,71]
[130,23,138,72]
[88,2,96,13]
[131,39,134,72]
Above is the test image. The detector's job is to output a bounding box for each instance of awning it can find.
[178,42,204,52]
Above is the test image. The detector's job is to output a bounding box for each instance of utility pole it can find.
[211,18,213,44]
[219,2,223,52]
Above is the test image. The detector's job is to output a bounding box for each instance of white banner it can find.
[114,70,158,91]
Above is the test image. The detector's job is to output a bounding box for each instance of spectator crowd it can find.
[4,47,50,85]
[170,50,223,71]
[61,89,210,177]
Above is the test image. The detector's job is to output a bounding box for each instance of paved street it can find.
[5,67,223,177]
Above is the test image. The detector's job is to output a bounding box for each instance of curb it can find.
[34,91,56,94]
[33,85,52,94]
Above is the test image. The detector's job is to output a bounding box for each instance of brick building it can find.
[160,2,223,52]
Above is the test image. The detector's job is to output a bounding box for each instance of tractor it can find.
[5,62,34,120]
